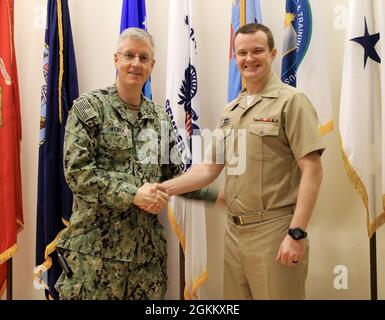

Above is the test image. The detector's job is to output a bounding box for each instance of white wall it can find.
[6,0,384,300]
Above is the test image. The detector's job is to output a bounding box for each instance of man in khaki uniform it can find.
[158,23,324,299]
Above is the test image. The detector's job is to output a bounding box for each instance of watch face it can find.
[292,229,302,239]
[289,228,306,240]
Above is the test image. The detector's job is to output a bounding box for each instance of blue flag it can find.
[120,0,152,99]
[228,0,262,102]
[281,0,312,87]
[281,0,333,135]
[35,0,78,299]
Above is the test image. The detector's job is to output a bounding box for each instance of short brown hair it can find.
[234,23,275,50]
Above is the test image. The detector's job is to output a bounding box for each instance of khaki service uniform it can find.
[216,75,325,299]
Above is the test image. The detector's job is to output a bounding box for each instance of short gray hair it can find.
[117,28,155,57]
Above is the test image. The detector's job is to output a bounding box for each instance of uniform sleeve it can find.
[181,185,219,202]
[283,92,326,160]
[203,116,229,165]
[64,101,137,211]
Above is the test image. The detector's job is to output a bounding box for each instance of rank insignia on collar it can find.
[221,117,230,127]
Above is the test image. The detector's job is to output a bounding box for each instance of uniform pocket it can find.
[98,131,133,171]
[55,273,84,300]
[248,123,280,160]
[100,132,133,150]
[249,122,280,137]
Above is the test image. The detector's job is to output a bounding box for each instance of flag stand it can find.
[370,234,377,300]
[179,245,185,300]
[6,258,12,300]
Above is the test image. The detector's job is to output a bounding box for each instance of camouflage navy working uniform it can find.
[55,85,215,300]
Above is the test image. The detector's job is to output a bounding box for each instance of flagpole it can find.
[6,258,12,300]
[370,234,377,300]
[179,245,185,300]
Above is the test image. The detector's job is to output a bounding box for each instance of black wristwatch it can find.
[288,228,307,240]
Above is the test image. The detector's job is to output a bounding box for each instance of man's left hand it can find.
[275,235,305,267]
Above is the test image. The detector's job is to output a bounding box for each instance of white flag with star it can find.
[340,0,385,237]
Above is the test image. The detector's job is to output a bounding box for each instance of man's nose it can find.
[246,52,255,61]
[131,56,141,66]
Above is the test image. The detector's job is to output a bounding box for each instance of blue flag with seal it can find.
[281,0,333,135]
[120,0,151,99]
[228,0,262,102]
[35,0,79,299]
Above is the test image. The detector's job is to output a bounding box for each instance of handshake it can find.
[132,182,170,214]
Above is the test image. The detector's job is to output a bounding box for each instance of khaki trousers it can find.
[224,213,309,300]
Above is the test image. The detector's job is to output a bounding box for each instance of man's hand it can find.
[275,235,305,267]
[133,183,169,214]
[139,183,170,214]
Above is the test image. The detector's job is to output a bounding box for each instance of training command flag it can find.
[165,0,207,299]
[340,0,385,237]
[0,0,23,298]
[120,0,151,98]
[228,0,262,102]
[35,0,79,299]
[281,0,334,135]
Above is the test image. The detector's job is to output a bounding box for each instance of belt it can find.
[227,205,295,226]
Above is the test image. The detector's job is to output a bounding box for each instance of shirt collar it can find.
[108,85,156,123]
[234,74,281,110]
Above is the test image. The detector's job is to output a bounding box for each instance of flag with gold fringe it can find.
[0,0,23,298]
[340,0,385,237]
[35,0,78,299]
[165,0,208,299]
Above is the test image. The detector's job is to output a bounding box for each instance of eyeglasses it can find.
[116,51,152,64]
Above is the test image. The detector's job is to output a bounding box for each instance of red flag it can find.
[0,0,23,297]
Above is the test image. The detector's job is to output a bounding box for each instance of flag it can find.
[0,0,23,297]
[165,0,207,299]
[281,0,334,135]
[35,0,79,299]
[228,0,262,102]
[120,0,151,99]
[340,0,385,237]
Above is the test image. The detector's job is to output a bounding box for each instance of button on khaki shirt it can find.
[214,74,325,214]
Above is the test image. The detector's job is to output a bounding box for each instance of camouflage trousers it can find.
[55,250,167,300]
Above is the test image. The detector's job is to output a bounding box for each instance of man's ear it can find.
[114,53,118,67]
[271,48,277,59]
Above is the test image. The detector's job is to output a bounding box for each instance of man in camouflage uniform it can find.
[55,28,215,300]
